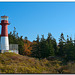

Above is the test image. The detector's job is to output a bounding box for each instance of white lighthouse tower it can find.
[0,15,10,53]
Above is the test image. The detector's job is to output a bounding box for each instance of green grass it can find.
[0,52,70,74]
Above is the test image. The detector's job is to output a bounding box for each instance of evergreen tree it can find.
[46,33,55,56]
[46,33,52,43]
[31,35,41,59]
[58,33,65,57]
[51,38,58,56]
[36,34,40,43]
[40,36,48,58]
[13,27,16,36]
[18,36,24,55]
[24,37,28,43]
[48,40,55,56]
[64,36,75,61]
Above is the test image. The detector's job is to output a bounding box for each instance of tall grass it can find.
[0,52,71,73]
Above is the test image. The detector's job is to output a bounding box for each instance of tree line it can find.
[8,27,75,62]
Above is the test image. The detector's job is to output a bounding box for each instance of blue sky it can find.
[0,2,75,42]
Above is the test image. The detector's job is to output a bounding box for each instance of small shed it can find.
[9,44,18,54]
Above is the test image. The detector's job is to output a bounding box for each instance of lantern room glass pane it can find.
[1,16,8,20]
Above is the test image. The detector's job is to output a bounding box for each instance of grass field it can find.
[0,52,73,74]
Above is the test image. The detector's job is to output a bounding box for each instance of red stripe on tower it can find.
[1,20,9,36]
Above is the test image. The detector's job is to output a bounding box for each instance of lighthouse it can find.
[0,15,10,53]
